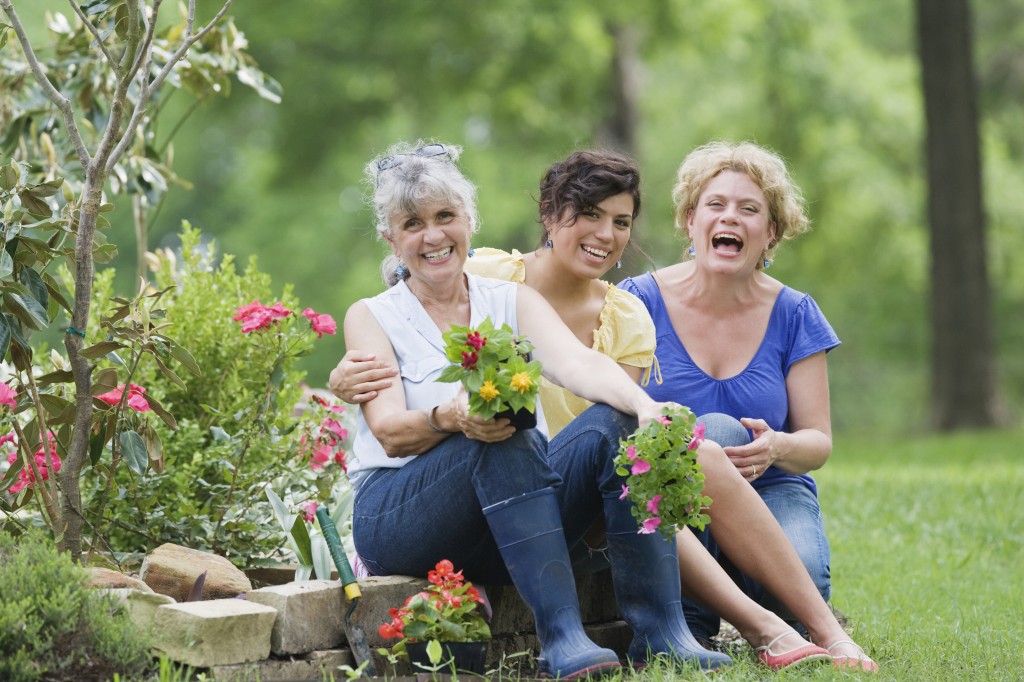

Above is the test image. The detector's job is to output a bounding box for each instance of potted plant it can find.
[613,405,713,538]
[378,559,492,674]
[438,318,542,430]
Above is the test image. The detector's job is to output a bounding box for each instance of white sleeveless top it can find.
[348,274,548,489]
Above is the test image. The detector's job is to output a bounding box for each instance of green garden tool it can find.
[316,505,377,676]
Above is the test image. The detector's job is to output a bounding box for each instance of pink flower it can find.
[626,445,637,461]
[619,484,630,500]
[639,517,661,534]
[234,300,293,333]
[656,416,671,426]
[0,433,16,448]
[309,443,332,470]
[96,385,152,412]
[303,308,337,338]
[333,449,347,471]
[4,435,61,494]
[0,381,16,408]
[631,459,651,475]
[688,422,706,451]
[646,494,663,515]
[321,417,348,443]
[300,500,318,522]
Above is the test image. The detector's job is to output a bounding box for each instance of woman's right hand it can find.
[448,389,517,443]
[328,350,398,404]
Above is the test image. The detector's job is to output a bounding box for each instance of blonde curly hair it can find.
[672,141,810,265]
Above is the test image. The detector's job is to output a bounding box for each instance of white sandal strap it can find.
[755,629,804,655]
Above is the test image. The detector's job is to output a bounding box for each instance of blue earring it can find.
[763,258,771,270]
[545,238,553,249]
[688,246,696,257]
[395,263,407,279]
[468,247,475,258]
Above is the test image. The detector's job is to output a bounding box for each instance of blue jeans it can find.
[682,413,832,639]
[352,403,637,584]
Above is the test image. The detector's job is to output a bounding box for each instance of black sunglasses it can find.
[376,144,451,174]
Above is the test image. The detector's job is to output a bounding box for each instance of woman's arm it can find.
[341,302,449,457]
[516,285,665,426]
[328,349,398,404]
[724,351,833,476]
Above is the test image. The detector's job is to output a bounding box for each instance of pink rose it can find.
[302,308,337,338]
[0,381,16,408]
[96,385,152,412]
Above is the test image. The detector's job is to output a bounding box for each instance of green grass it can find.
[621,426,1024,681]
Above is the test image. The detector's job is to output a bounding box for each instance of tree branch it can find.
[0,0,92,167]
[66,0,118,69]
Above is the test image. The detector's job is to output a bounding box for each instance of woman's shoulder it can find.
[464,247,526,283]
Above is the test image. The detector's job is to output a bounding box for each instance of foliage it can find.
[614,405,710,538]
[0,527,150,682]
[377,559,491,661]
[438,318,541,420]
[68,225,339,563]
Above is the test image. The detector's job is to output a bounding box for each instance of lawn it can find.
[643,426,1024,681]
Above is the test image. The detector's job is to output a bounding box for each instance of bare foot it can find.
[825,639,879,673]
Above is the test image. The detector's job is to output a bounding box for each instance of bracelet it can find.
[425,405,449,434]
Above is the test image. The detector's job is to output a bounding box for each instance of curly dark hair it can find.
[537,150,641,247]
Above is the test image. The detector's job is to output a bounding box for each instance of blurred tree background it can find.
[12,0,1024,435]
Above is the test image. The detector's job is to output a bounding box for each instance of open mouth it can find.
[581,245,610,260]
[423,246,453,262]
[711,233,743,254]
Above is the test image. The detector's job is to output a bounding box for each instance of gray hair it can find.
[365,141,480,286]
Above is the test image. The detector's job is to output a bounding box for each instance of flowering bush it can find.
[614,405,712,539]
[378,559,491,659]
[438,318,542,420]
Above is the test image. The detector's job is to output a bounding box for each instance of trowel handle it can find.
[315,506,362,602]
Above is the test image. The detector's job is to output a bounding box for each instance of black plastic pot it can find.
[406,641,489,675]
[496,407,537,431]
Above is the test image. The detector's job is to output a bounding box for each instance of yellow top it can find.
[464,247,658,436]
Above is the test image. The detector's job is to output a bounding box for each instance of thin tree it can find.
[0,0,234,559]
[916,0,1001,430]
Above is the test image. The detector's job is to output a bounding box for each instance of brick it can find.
[248,580,347,655]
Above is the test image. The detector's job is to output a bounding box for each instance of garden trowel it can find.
[316,505,378,676]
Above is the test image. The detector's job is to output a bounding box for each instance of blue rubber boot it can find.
[484,489,621,679]
[604,498,732,671]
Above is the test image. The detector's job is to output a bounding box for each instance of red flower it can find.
[460,351,478,369]
[321,417,348,443]
[4,433,61,494]
[333,449,347,471]
[96,384,152,412]
[466,332,487,351]
[0,381,16,408]
[302,308,337,338]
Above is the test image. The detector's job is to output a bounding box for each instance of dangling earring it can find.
[545,238,553,249]
[688,246,696,257]
[615,260,622,269]
[763,258,772,270]
[468,247,475,258]
[395,263,408,279]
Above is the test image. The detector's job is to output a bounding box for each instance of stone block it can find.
[153,598,277,667]
[141,543,251,602]
[209,648,355,681]
[98,588,175,635]
[248,580,347,655]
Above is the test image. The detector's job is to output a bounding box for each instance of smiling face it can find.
[386,199,472,288]
[686,170,776,275]
[547,192,635,279]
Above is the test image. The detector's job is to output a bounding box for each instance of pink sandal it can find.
[827,639,879,673]
[754,630,832,670]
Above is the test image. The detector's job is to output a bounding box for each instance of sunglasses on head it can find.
[375,143,451,174]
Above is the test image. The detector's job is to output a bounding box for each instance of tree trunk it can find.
[602,23,642,157]
[916,0,1001,430]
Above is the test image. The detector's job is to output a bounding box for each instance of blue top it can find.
[619,273,841,496]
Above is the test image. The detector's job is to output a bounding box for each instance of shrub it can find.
[0,529,151,682]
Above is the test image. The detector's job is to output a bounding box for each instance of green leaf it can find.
[120,430,149,475]
[0,164,17,191]
[289,515,313,566]
[39,393,73,418]
[18,267,49,311]
[0,250,13,280]
[18,189,51,217]
[310,530,332,581]
[426,639,443,665]
[4,292,49,330]
[266,489,310,565]
[169,344,202,376]
[78,341,126,359]
[0,314,10,360]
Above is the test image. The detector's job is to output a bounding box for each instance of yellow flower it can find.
[510,372,533,393]
[478,381,499,401]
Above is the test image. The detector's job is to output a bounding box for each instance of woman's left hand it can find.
[723,418,778,482]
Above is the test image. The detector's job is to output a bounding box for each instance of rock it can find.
[140,543,251,602]
[86,566,153,592]
[247,580,347,655]
[152,598,277,667]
